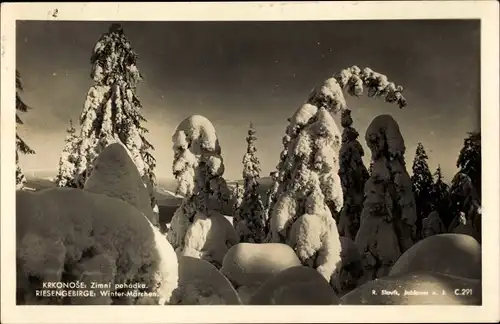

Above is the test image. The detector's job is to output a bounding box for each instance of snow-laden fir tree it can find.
[410,142,434,240]
[55,119,80,188]
[431,165,452,228]
[69,23,158,213]
[356,114,417,282]
[167,115,238,268]
[456,132,481,200]
[338,109,369,240]
[265,66,407,282]
[233,123,267,243]
[448,172,481,234]
[16,70,35,189]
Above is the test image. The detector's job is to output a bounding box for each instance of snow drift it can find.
[84,142,159,227]
[16,188,178,305]
[389,233,481,280]
[249,266,340,305]
[171,256,242,305]
[220,243,302,303]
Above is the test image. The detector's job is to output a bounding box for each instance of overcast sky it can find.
[16,20,480,182]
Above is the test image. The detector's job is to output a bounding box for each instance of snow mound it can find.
[16,188,178,305]
[365,114,405,159]
[84,143,159,226]
[340,271,481,305]
[389,233,481,279]
[249,266,340,305]
[173,115,220,155]
[220,243,302,288]
[146,216,179,305]
[452,224,481,244]
[170,256,241,305]
[176,210,239,267]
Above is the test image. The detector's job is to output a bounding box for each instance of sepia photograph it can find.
[1,1,499,323]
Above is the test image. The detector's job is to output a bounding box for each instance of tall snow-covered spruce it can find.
[265,66,408,283]
[233,123,267,243]
[410,142,434,240]
[68,23,158,213]
[338,109,369,240]
[55,119,80,188]
[356,114,416,282]
[16,70,35,189]
[167,115,238,268]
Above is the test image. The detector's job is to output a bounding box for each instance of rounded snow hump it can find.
[220,243,302,288]
[16,188,178,305]
[84,142,159,227]
[389,233,481,280]
[171,256,242,305]
[249,266,340,305]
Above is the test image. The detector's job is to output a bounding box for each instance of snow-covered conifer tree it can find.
[456,132,481,199]
[356,114,417,281]
[410,142,434,240]
[233,123,267,243]
[16,70,35,189]
[431,165,452,228]
[266,66,408,282]
[338,109,369,240]
[167,115,237,268]
[55,119,81,188]
[70,23,158,213]
[448,172,481,234]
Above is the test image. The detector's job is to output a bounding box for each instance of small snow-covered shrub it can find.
[168,115,237,266]
[389,233,481,280]
[182,211,239,268]
[249,266,340,305]
[170,256,241,305]
[421,211,447,239]
[84,142,159,227]
[16,188,178,305]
